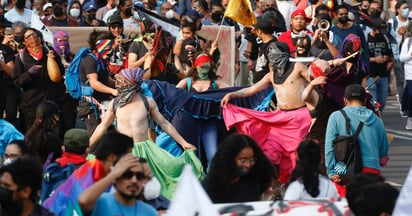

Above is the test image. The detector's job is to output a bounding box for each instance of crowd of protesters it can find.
[0,0,410,215]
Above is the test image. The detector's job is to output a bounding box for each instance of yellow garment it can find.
[224,0,257,26]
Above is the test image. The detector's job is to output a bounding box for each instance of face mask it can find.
[237,168,251,176]
[54,7,64,17]
[3,158,13,165]
[117,85,139,107]
[361,9,368,14]
[402,8,410,18]
[211,11,223,22]
[338,16,348,24]
[166,9,174,19]
[125,7,133,16]
[88,13,96,21]
[0,187,23,216]
[70,8,80,18]
[15,0,25,9]
[134,11,141,20]
[143,177,161,200]
[196,62,210,80]
[370,9,381,18]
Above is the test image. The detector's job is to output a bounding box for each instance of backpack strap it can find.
[392,17,398,32]
[186,77,192,92]
[211,80,217,89]
[339,109,351,135]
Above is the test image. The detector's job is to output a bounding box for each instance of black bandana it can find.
[267,44,292,84]
[117,85,139,107]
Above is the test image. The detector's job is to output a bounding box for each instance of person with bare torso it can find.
[221,42,312,184]
[90,68,204,200]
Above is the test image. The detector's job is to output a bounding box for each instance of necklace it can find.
[115,196,138,216]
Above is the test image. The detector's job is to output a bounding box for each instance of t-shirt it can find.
[80,55,111,101]
[368,34,393,77]
[91,193,158,216]
[254,38,277,83]
[128,41,148,68]
[4,8,32,25]
[0,44,16,87]
[283,175,338,200]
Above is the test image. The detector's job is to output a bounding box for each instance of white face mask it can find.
[166,9,174,19]
[3,158,13,165]
[70,8,81,18]
[143,176,161,200]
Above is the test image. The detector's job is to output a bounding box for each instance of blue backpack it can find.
[40,162,80,203]
[65,48,100,100]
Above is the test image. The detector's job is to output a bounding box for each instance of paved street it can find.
[381,95,412,188]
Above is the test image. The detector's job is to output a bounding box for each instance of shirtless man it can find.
[89,68,201,199]
[221,42,312,184]
[89,68,195,150]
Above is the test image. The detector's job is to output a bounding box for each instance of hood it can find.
[343,106,377,126]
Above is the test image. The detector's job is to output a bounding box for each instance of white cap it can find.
[168,0,178,6]
[343,0,361,7]
[43,2,52,11]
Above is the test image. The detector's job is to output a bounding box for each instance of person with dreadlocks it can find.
[221,41,312,185]
[79,30,118,134]
[89,68,204,200]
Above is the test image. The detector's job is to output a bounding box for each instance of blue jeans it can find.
[367,77,389,112]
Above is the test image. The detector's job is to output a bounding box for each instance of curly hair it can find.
[88,30,114,51]
[25,100,59,162]
[207,134,275,203]
[288,139,323,198]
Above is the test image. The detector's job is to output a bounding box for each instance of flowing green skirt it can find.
[132,140,205,199]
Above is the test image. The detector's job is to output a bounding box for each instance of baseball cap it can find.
[43,2,53,10]
[83,1,97,12]
[371,17,388,34]
[51,0,66,4]
[64,129,90,152]
[108,14,124,26]
[344,84,366,100]
[291,9,312,23]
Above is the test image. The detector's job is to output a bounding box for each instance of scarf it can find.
[117,85,139,107]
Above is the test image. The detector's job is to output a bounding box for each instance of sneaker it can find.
[401,111,408,118]
[406,118,412,130]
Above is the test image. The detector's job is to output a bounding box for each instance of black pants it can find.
[0,85,20,127]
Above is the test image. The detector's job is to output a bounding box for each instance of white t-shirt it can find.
[276,0,296,30]
[284,175,338,200]
[5,7,32,25]
[388,16,408,46]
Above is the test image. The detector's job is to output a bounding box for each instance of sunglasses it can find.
[121,170,146,180]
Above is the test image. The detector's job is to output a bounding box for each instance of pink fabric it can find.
[223,104,311,175]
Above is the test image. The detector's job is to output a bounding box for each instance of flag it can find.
[43,159,107,216]
[135,7,180,38]
[168,165,219,216]
[31,13,54,45]
[224,0,257,26]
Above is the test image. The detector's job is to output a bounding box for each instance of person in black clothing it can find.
[24,100,63,165]
[79,30,118,133]
[0,156,55,216]
[80,1,106,27]
[13,27,69,134]
[0,15,18,127]
[42,0,80,27]
[203,134,275,203]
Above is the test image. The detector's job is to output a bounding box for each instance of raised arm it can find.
[89,100,116,146]
[221,72,272,107]
[78,154,139,213]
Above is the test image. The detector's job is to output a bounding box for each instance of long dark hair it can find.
[25,100,60,160]
[289,139,322,197]
[207,134,275,203]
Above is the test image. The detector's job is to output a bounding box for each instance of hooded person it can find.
[53,30,73,67]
